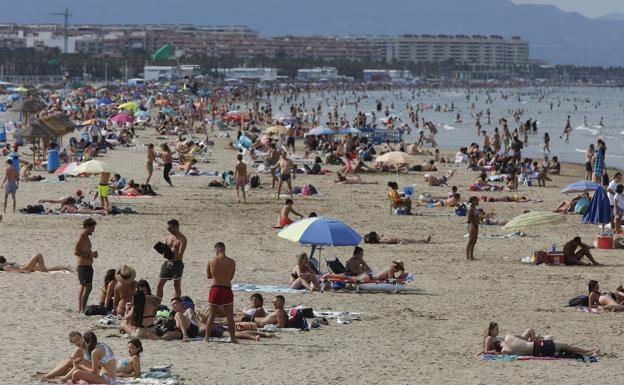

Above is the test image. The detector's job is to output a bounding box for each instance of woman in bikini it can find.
[59,197,108,215]
[146,144,155,185]
[62,331,116,384]
[116,339,142,378]
[588,280,624,312]
[481,321,541,354]
[363,260,407,281]
[466,196,479,261]
[363,231,431,245]
[99,269,117,310]
[289,253,320,291]
[0,254,71,273]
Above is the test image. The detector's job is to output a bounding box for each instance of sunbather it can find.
[289,253,320,291]
[345,246,372,277]
[39,331,85,380]
[276,199,303,228]
[59,197,108,215]
[335,171,377,184]
[482,321,539,354]
[499,334,598,357]
[121,291,161,338]
[479,210,508,226]
[253,295,288,328]
[98,269,116,310]
[424,169,455,186]
[37,189,84,205]
[0,254,71,273]
[588,280,624,312]
[554,195,583,213]
[363,231,432,245]
[361,260,407,281]
[236,293,267,322]
[62,331,117,385]
[112,265,137,316]
[149,297,200,340]
[116,339,142,378]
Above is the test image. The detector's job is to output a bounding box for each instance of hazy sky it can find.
[512,0,624,17]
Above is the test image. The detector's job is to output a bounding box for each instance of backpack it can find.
[84,305,109,316]
[568,295,589,307]
[455,204,467,217]
[326,258,346,274]
[249,175,260,188]
[286,309,309,330]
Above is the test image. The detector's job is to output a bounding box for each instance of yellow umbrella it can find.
[13,86,29,92]
[375,151,416,182]
[265,125,288,135]
[117,102,138,112]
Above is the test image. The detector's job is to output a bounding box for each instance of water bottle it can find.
[551,243,556,253]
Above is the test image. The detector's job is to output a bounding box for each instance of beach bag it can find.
[84,305,108,316]
[327,258,346,274]
[249,175,260,188]
[568,295,589,307]
[286,309,309,330]
[574,197,590,215]
[455,204,467,217]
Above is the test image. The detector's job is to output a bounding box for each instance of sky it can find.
[512,0,624,17]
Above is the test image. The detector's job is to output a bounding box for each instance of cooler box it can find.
[545,252,564,265]
[597,235,613,249]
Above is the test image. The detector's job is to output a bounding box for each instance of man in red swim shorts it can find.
[205,242,237,343]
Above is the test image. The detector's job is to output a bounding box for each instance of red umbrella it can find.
[111,114,133,124]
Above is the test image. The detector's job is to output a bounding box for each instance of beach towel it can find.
[481,354,598,363]
[463,231,526,239]
[576,306,601,314]
[232,284,307,294]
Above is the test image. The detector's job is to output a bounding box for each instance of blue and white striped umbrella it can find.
[561,180,601,194]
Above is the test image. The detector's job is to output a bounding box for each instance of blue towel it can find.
[232,284,307,294]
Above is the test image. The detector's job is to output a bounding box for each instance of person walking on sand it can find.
[234,154,247,203]
[159,143,174,187]
[156,219,187,299]
[204,242,237,343]
[466,196,479,261]
[145,144,155,185]
[2,158,18,213]
[75,218,98,313]
[277,151,295,199]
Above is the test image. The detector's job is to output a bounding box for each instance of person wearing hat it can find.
[113,265,137,316]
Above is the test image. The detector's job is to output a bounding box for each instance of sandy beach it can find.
[0,123,622,385]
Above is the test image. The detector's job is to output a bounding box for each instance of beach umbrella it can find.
[134,110,150,117]
[561,180,601,194]
[375,151,416,182]
[337,127,362,136]
[96,99,112,105]
[503,211,566,231]
[84,98,98,104]
[265,125,288,135]
[582,186,611,230]
[278,217,362,271]
[117,102,138,112]
[304,127,336,137]
[160,108,177,115]
[55,161,79,176]
[70,160,113,175]
[110,114,133,124]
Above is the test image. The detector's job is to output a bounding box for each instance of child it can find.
[117,339,142,378]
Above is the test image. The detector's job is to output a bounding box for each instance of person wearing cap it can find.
[113,265,137,316]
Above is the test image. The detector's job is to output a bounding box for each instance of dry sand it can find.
[0,130,621,385]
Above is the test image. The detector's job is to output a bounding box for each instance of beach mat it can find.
[481,354,598,363]
[232,284,306,294]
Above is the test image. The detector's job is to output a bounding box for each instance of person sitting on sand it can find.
[276,199,303,228]
[237,293,267,322]
[113,265,137,316]
[99,269,117,310]
[289,253,320,291]
[554,194,584,214]
[499,333,599,358]
[149,297,200,340]
[39,331,85,380]
[563,237,600,266]
[363,231,432,245]
[0,254,71,273]
[119,180,141,195]
[587,280,624,312]
[482,322,539,354]
[253,295,289,328]
[121,291,161,338]
[388,181,412,214]
[62,331,117,385]
[116,339,142,378]
[444,193,461,208]
[550,156,561,175]
[424,169,455,187]
[434,149,451,163]
[20,163,43,182]
[335,171,377,184]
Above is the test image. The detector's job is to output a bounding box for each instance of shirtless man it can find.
[563,237,600,266]
[205,242,237,343]
[286,124,296,153]
[2,159,18,213]
[266,143,280,189]
[277,199,303,228]
[156,219,187,299]
[234,154,247,203]
[277,151,295,199]
[253,295,288,328]
[97,172,110,211]
[112,265,137,316]
[145,144,155,185]
[75,218,98,314]
[500,334,598,357]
